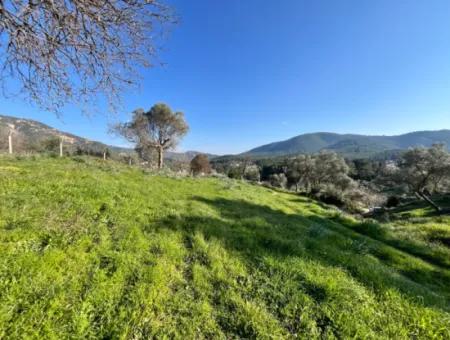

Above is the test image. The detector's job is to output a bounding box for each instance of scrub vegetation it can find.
[0,156,449,339]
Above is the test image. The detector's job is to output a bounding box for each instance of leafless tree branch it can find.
[0,0,175,114]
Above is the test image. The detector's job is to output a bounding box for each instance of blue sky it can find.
[1,0,450,154]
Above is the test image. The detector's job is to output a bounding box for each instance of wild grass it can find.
[0,156,449,339]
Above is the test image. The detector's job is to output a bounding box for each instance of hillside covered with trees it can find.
[243,131,450,159]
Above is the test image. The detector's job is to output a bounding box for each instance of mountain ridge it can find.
[244,130,450,158]
[2,114,449,159]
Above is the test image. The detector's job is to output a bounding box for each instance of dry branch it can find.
[0,0,175,114]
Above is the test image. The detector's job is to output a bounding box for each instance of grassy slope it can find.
[0,157,449,339]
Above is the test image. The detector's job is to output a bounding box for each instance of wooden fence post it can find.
[8,130,13,154]
[59,137,64,157]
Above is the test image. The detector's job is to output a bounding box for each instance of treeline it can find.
[211,144,450,214]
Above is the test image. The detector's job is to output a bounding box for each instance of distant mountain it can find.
[244,131,450,159]
[3,114,448,161]
[0,114,214,160]
[166,150,218,162]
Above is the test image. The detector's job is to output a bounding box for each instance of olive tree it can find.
[0,0,174,113]
[383,144,450,212]
[269,173,287,189]
[113,103,188,169]
[286,154,314,192]
[286,152,352,194]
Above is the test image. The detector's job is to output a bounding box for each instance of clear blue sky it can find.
[1,0,450,154]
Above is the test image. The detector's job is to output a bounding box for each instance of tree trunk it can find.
[417,191,441,213]
[157,147,164,169]
[103,151,107,160]
[8,132,13,154]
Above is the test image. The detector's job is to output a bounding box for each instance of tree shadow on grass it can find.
[388,195,450,219]
[152,196,450,313]
[290,196,450,269]
[328,214,450,269]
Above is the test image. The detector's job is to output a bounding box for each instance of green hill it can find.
[245,131,450,158]
[0,156,449,338]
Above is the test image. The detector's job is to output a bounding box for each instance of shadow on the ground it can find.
[151,196,450,313]
[328,214,450,269]
[387,195,450,219]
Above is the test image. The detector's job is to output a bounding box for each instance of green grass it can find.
[0,156,449,339]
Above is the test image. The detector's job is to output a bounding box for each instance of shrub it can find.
[40,136,60,154]
[190,154,212,176]
[243,165,261,182]
[316,183,385,214]
[228,167,242,179]
[317,192,345,208]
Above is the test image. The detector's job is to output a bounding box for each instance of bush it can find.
[243,165,260,182]
[190,154,212,176]
[315,183,385,214]
[317,192,345,208]
[40,136,60,154]
[228,167,242,179]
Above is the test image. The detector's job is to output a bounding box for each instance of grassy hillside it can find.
[0,156,449,339]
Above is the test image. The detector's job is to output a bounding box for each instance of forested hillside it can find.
[245,131,450,158]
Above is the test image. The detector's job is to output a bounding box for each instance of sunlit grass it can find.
[0,156,449,338]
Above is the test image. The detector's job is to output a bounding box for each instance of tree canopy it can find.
[113,103,189,169]
[382,144,450,211]
[190,154,212,176]
[286,152,352,194]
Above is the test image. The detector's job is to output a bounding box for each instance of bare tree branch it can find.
[0,0,176,114]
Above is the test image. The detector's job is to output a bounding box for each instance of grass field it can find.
[0,156,449,339]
